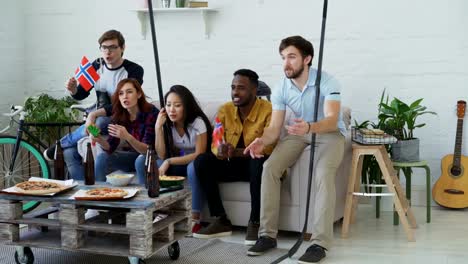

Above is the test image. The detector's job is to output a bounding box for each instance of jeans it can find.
[62,116,110,180]
[157,159,203,212]
[194,152,265,222]
[63,147,84,181]
[95,151,146,183]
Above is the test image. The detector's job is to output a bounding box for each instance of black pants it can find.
[194,152,266,222]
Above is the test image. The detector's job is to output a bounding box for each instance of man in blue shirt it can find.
[244,36,345,263]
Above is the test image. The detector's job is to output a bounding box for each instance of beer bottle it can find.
[145,145,153,189]
[146,147,160,198]
[144,145,151,189]
[54,140,65,180]
[84,142,95,185]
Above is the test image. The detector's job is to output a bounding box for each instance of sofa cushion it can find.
[152,100,350,129]
[218,175,295,206]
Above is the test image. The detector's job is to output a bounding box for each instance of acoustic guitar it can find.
[433,100,468,208]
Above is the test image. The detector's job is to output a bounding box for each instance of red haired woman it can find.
[91,78,158,183]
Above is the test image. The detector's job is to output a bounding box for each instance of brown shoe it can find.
[244,221,259,245]
[193,218,232,239]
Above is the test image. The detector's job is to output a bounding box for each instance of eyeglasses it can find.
[99,45,120,52]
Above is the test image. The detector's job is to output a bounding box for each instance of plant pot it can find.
[176,0,186,7]
[391,138,420,162]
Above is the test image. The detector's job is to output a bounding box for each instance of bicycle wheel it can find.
[0,136,50,213]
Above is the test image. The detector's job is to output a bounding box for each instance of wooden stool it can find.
[341,144,417,242]
[391,161,431,224]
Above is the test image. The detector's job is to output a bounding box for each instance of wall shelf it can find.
[133,8,218,39]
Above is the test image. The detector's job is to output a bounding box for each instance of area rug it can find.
[0,237,288,264]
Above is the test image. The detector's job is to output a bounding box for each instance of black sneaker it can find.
[298,244,327,263]
[247,236,277,256]
[43,144,56,162]
[193,218,232,239]
[244,221,259,246]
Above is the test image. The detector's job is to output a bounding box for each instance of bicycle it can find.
[0,105,83,213]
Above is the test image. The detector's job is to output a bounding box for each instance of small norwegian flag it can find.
[74,56,100,91]
[212,116,225,148]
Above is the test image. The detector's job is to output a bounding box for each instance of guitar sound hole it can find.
[451,167,462,176]
[444,189,465,195]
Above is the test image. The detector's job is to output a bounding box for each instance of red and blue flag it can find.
[74,56,100,91]
[212,116,225,148]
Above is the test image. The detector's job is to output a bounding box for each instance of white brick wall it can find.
[2,0,468,204]
[0,0,25,124]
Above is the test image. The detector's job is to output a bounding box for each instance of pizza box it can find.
[71,188,140,201]
[1,177,78,196]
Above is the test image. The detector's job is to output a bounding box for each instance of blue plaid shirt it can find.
[107,105,159,153]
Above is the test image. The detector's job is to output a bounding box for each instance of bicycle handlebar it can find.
[71,102,95,113]
[3,105,24,118]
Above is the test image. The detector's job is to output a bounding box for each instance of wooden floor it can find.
[221,205,468,264]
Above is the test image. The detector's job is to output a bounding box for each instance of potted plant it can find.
[378,94,437,162]
[24,93,80,146]
[354,90,436,213]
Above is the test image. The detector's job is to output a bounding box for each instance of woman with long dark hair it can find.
[155,85,212,229]
[91,78,158,183]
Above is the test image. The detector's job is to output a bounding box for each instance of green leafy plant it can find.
[24,94,80,146]
[378,96,437,140]
[355,89,437,195]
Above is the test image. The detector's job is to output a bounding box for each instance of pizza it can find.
[84,187,128,198]
[159,175,185,181]
[15,181,64,195]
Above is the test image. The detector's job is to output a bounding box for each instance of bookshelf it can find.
[133,8,218,39]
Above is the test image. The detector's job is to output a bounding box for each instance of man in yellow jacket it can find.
[193,69,275,245]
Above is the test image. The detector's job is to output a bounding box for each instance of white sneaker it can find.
[43,146,55,162]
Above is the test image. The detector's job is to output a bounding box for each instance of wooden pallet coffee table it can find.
[0,183,191,264]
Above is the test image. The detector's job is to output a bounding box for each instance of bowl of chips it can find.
[159,175,185,188]
[106,173,134,187]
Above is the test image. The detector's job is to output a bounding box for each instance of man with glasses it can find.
[44,29,144,181]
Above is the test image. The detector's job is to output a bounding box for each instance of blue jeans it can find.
[62,116,110,180]
[95,151,146,183]
[157,159,204,213]
[63,147,84,181]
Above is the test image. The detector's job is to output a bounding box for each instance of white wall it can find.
[0,0,25,123]
[2,0,468,200]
